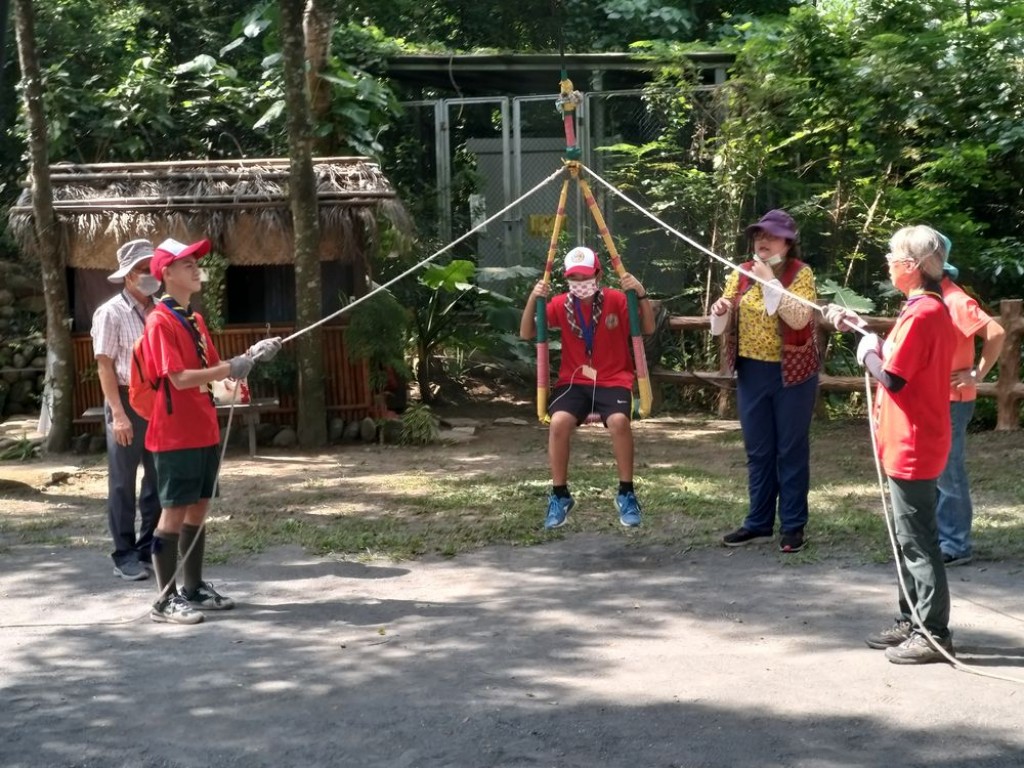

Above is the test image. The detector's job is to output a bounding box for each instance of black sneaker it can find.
[865,620,912,649]
[180,581,235,611]
[779,530,805,553]
[722,527,772,547]
[885,632,955,665]
[942,552,973,567]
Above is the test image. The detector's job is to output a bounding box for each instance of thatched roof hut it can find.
[7,157,411,426]
[8,156,409,272]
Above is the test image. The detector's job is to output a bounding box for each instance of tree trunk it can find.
[13,0,73,452]
[280,0,327,447]
[303,0,334,156]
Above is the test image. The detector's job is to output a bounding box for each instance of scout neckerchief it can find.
[567,289,603,360]
[158,293,215,404]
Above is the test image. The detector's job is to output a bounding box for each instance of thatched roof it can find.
[8,157,411,269]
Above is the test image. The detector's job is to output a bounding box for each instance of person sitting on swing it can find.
[520,246,655,530]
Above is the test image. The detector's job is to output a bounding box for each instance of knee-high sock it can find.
[179,524,205,594]
[151,531,180,597]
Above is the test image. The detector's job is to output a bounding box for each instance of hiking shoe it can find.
[865,620,912,649]
[180,581,236,611]
[722,527,772,547]
[151,594,204,625]
[942,552,973,567]
[885,632,955,665]
[113,560,149,581]
[779,530,805,554]
[616,491,642,527]
[544,494,575,530]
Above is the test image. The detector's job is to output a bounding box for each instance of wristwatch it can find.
[969,368,978,380]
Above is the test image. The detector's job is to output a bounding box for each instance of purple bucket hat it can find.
[745,209,798,241]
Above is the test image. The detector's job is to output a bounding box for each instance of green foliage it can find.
[604,1,1024,320]
[344,291,411,392]
[0,436,41,462]
[199,252,229,331]
[399,402,440,445]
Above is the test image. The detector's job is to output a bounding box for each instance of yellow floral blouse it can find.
[721,264,817,362]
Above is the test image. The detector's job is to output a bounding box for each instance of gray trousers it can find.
[105,387,161,566]
[888,476,950,637]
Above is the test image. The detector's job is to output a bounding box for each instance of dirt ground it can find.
[2,408,1024,767]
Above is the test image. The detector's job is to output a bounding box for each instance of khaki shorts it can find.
[152,445,220,508]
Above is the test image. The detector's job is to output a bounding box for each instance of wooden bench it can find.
[80,397,280,457]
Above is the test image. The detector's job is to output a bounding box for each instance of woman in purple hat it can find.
[709,210,820,553]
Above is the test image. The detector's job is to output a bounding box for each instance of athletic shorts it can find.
[152,445,220,508]
[548,384,632,426]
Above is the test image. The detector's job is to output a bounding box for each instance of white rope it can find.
[281,166,567,345]
[582,165,823,314]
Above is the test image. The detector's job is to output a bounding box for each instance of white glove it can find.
[247,337,283,362]
[856,333,882,366]
[228,355,255,380]
[825,303,864,332]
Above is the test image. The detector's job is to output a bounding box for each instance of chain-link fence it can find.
[384,86,725,299]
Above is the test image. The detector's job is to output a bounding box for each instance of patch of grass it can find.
[4,418,1024,567]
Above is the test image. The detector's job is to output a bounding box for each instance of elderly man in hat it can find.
[91,239,164,580]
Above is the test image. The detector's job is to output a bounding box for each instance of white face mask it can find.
[568,278,599,300]
[764,253,784,267]
[135,274,162,296]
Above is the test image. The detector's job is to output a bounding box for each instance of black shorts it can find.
[548,385,633,426]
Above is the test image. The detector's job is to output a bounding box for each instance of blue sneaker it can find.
[616,491,642,527]
[544,494,575,529]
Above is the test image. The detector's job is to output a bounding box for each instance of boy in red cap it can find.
[520,246,655,529]
[143,237,281,624]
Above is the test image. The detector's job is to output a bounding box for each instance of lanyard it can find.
[571,296,597,360]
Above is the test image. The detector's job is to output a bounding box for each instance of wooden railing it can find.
[72,324,372,432]
[651,298,1024,431]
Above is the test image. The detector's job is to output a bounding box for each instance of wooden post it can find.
[995,299,1023,431]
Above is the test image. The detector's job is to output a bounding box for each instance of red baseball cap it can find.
[563,246,602,278]
[151,238,211,279]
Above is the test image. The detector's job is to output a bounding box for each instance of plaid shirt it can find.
[90,291,152,385]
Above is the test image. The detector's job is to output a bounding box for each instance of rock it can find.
[342,420,362,441]
[88,435,106,454]
[0,288,13,305]
[359,417,378,442]
[379,418,404,444]
[271,427,297,448]
[47,471,72,486]
[493,417,530,426]
[71,434,91,454]
[439,416,482,429]
[328,417,346,443]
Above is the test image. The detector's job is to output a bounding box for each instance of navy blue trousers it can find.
[735,358,817,535]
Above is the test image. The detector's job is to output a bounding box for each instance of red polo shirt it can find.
[143,304,222,452]
[873,292,956,480]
